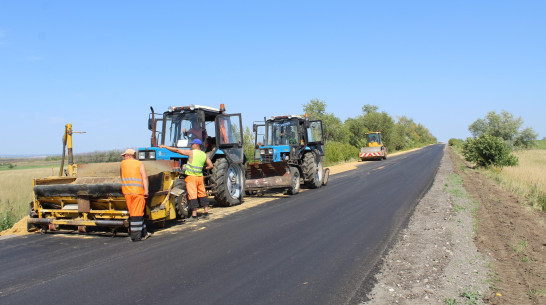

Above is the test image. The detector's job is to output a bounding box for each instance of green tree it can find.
[302,98,345,142]
[243,126,256,162]
[391,116,414,150]
[462,134,518,168]
[468,110,537,148]
[390,116,438,150]
[362,104,378,114]
[343,105,395,148]
[514,127,538,148]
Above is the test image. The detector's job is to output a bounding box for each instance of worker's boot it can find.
[198,197,209,219]
[129,216,144,241]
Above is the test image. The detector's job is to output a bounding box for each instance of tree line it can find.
[45,150,124,164]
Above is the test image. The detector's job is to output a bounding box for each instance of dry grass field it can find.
[0,166,59,229]
[487,149,546,211]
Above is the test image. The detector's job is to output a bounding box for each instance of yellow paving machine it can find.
[27,124,180,234]
[359,131,388,161]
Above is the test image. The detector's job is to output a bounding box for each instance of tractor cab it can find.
[365,132,382,147]
[139,104,244,165]
[247,114,328,191]
[254,115,324,165]
[139,104,245,207]
[360,131,388,161]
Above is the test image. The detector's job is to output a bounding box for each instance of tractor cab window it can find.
[217,116,242,145]
[307,121,323,144]
[267,119,299,146]
[366,133,381,144]
[152,118,163,145]
[164,112,203,148]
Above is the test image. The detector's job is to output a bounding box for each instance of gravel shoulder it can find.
[365,146,490,304]
[365,146,546,305]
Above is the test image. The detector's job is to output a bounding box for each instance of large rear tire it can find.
[212,158,244,207]
[303,152,323,189]
[287,167,300,195]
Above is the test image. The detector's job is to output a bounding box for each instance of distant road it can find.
[0,145,444,305]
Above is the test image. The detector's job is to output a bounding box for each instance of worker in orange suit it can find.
[160,139,213,222]
[120,148,151,241]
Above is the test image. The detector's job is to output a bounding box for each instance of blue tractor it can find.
[138,104,245,216]
[246,114,329,195]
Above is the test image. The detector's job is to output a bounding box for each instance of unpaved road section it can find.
[453,150,546,305]
[365,146,490,304]
[365,148,546,305]
[0,145,443,304]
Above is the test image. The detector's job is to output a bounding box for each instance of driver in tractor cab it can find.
[279,124,296,145]
[183,117,204,143]
[370,135,377,143]
[285,128,297,145]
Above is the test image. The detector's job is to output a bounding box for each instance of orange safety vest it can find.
[121,159,145,195]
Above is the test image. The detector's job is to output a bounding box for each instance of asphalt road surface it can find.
[0,145,444,305]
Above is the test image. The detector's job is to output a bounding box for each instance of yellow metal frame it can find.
[29,123,179,231]
[31,172,178,228]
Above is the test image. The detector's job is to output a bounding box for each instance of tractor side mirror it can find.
[148,118,153,130]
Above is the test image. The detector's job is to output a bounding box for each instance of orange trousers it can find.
[124,194,145,217]
[185,175,206,200]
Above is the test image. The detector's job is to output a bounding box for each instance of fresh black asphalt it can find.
[0,144,444,305]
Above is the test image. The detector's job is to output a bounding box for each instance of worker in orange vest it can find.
[160,139,213,221]
[120,148,151,241]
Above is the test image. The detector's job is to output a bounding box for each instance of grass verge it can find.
[483,149,546,212]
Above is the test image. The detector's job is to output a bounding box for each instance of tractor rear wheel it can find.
[303,152,323,189]
[212,158,244,207]
[287,167,300,195]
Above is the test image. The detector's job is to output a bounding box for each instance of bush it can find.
[448,138,464,147]
[0,205,16,231]
[325,141,359,164]
[462,135,518,168]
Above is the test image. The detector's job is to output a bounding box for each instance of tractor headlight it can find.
[138,151,146,160]
[260,149,265,155]
[149,151,156,159]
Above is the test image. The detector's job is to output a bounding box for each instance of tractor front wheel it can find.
[287,167,300,195]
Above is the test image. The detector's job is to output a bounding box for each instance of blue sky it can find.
[1,1,544,155]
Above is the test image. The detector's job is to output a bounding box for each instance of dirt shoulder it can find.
[452,148,546,304]
[365,147,546,305]
[365,145,490,304]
